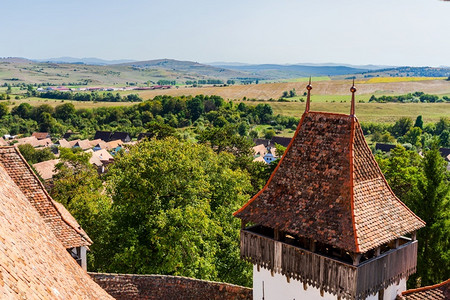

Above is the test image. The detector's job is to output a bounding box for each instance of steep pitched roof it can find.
[74,139,92,150]
[94,131,113,142]
[56,138,72,148]
[0,146,92,249]
[398,279,449,300]
[271,136,291,147]
[33,158,60,180]
[0,163,112,299]
[110,131,130,142]
[235,111,425,253]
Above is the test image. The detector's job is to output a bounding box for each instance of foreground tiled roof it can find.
[235,111,425,253]
[397,279,449,300]
[0,146,91,249]
[0,163,112,299]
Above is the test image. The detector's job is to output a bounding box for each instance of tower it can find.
[234,81,425,300]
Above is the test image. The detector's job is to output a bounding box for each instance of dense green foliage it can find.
[18,144,55,164]
[36,90,143,102]
[376,144,449,287]
[57,138,254,286]
[0,95,298,139]
[369,92,450,103]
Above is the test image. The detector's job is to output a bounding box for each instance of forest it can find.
[0,94,448,288]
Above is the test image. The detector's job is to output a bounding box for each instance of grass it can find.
[252,101,450,123]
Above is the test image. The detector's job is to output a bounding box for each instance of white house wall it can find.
[253,265,406,300]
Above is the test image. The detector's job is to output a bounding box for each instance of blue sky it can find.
[2,0,450,66]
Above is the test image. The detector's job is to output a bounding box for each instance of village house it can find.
[235,82,426,300]
[31,131,51,140]
[33,158,60,181]
[94,130,131,143]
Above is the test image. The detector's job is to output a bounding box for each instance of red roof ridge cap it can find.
[308,111,352,118]
[401,278,450,295]
[349,116,360,253]
[11,146,93,244]
[234,111,308,216]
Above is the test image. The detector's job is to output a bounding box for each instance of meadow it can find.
[3,77,449,124]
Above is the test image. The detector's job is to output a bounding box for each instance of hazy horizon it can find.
[3,0,450,67]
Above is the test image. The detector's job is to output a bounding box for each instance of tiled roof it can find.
[0,163,112,299]
[397,279,450,300]
[94,131,113,142]
[375,143,397,152]
[0,137,7,146]
[271,136,291,147]
[31,131,50,140]
[74,139,92,150]
[33,158,60,180]
[235,111,425,253]
[57,138,72,148]
[0,146,92,249]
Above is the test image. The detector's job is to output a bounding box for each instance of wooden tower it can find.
[234,81,425,300]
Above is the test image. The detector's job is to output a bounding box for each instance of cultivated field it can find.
[3,78,449,124]
[133,79,450,100]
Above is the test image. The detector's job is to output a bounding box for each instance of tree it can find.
[102,138,252,285]
[54,103,76,121]
[390,117,413,137]
[408,143,449,286]
[375,145,422,204]
[264,129,275,139]
[50,148,111,271]
[18,144,55,164]
[414,115,424,129]
[0,102,8,118]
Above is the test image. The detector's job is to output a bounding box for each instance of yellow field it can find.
[364,77,446,84]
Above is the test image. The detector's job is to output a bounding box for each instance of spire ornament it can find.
[305,77,312,113]
[350,78,356,116]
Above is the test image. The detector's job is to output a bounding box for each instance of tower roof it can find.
[235,89,425,254]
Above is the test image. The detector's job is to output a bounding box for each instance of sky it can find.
[2,0,450,66]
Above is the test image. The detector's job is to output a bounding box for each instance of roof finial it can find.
[350,78,356,116]
[305,77,312,113]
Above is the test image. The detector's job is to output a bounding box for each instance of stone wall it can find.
[89,273,252,300]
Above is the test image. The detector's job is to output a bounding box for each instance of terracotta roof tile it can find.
[0,146,92,249]
[31,131,50,140]
[235,111,425,253]
[33,158,60,180]
[0,163,112,299]
[398,279,449,300]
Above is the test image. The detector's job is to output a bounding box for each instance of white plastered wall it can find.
[253,265,407,300]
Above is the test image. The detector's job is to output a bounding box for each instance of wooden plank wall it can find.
[241,230,418,300]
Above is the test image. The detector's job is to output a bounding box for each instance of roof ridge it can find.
[11,146,93,245]
[402,278,450,295]
[349,116,360,253]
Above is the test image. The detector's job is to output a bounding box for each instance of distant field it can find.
[364,77,446,84]
[257,101,449,123]
[3,77,449,124]
[134,79,450,100]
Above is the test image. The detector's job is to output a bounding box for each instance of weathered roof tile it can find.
[235,111,425,253]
